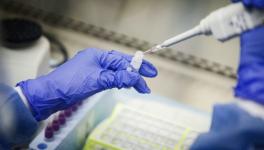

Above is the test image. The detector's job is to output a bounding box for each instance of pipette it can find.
[144,2,264,54]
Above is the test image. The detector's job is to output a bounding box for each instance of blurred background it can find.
[0,0,238,112]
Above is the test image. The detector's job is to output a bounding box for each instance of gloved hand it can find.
[17,48,157,121]
[232,0,264,8]
[191,104,264,150]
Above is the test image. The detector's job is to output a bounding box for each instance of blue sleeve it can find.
[234,26,264,105]
[0,84,38,149]
[190,104,264,150]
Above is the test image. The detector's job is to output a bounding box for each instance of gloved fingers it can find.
[110,50,158,78]
[100,51,130,71]
[139,60,158,78]
[133,76,151,93]
[114,70,151,93]
[99,70,151,93]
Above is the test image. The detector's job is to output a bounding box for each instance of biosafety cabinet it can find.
[0,0,237,149]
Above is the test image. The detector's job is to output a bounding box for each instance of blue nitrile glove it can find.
[191,104,264,150]
[234,26,264,105]
[17,48,157,121]
[232,0,264,9]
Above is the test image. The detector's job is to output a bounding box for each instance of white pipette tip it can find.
[144,45,164,54]
[143,49,153,54]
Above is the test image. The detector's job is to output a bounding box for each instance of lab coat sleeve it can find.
[190,103,264,150]
[0,84,38,149]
